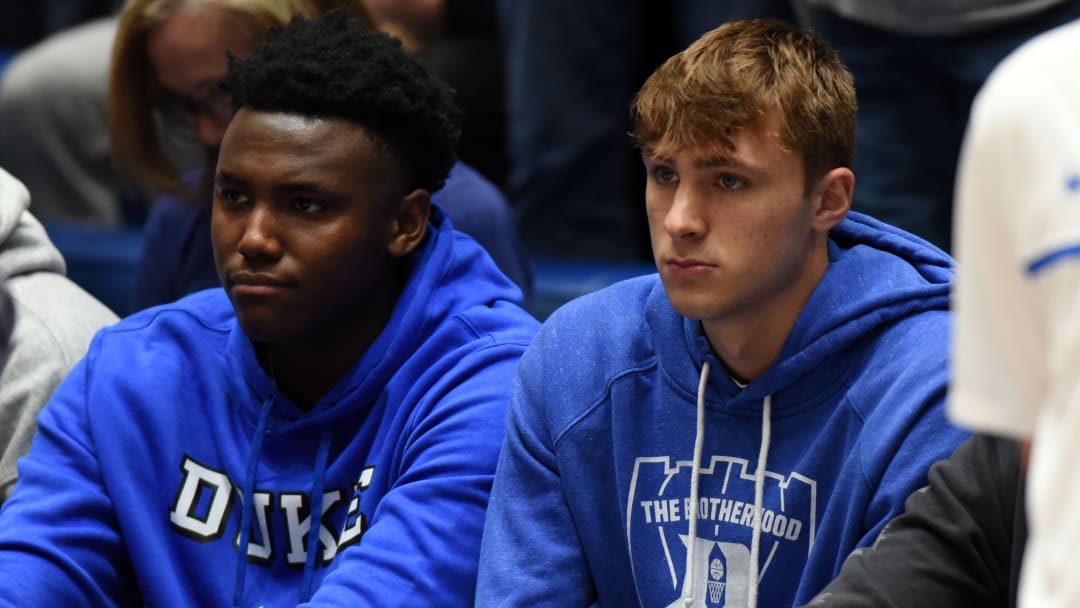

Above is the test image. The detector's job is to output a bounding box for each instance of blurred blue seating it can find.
[529,257,655,320]
[42,221,144,317]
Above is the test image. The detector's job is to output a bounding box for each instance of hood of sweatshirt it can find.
[0,168,66,281]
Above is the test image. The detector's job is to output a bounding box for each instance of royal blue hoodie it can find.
[0,208,539,607]
[476,212,970,607]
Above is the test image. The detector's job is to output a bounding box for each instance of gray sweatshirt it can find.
[0,167,117,504]
[801,0,1069,35]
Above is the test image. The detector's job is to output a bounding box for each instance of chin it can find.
[233,309,292,345]
[671,304,716,322]
[664,294,706,321]
[663,287,724,322]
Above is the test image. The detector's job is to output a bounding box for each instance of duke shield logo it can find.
[627,454,817,607]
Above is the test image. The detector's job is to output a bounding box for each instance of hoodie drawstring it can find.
[681,364,774,608]
[300,429,333,602]
[748,394,772,608]
[681,360,711,608]
[234,395,275,607]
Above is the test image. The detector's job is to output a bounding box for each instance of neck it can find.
[703,316,793,384]
[702,247,829,383]
[260,275,403,411]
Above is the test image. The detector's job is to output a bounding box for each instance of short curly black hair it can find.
[222,8,462,193]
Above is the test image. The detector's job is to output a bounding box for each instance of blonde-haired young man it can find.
[477,19,968,608]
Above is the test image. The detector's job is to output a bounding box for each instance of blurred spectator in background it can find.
[362,0,507,189]
[0,2,162,226]
[795,0,1080,251]
[497,0,798,262]
[0,166,117,505]
[109,0,319,200]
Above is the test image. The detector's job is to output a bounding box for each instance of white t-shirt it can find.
[949,17,1080,608]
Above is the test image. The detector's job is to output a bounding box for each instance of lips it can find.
[668,257,711,268]
[663,257,715,278]
[228,271,294,296]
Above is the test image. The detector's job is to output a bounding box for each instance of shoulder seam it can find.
[552,360,658,449]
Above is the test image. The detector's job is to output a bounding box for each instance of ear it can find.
[809,167,854,232]
[386,189,431,258]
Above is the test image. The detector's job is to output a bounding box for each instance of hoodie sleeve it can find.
[474,344,598,607]
[0,345,136,607]
[857,383,971,552]
[802,434,1022,608]
[300,340,530,608]
[793,315,971,604]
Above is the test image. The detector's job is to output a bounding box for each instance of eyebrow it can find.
[214,171,250,188]
[275,182,331,195]
[644,152,744,170]
[215,170,338,196]
[214,171,244,186]
[692,154,737,170]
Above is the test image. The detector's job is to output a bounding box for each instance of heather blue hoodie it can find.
[477,211,969,608]
[0,208,539,607]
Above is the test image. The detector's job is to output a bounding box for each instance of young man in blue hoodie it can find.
[477,19,969,608]
[0,9,538,607]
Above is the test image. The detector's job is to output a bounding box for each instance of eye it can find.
[718,175,746,190]
[215,186,249,206]
[293,198,327,214]
[652,165,678,185]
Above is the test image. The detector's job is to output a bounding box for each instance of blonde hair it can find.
[109,0,320,194]
[631,19,856,190]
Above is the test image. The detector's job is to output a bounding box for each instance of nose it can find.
[237,204,283,262]
[663,183,706,239]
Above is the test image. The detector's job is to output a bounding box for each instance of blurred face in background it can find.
[146,4,261,148]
